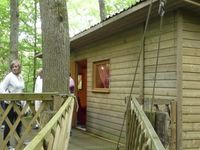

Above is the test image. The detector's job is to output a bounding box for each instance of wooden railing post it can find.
[170,101,177,150]
[126,96,131,150]
[40,111,56,128]
[126,97,165,150]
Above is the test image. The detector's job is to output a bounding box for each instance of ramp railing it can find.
[0,93,74,150]
[126,96,165,150]
[24,96,74,150]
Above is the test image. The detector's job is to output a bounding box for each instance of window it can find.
[92,60,110,93]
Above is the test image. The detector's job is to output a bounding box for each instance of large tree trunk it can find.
[98,0,106,21]
[10,0,19,61]
[39,0,70,96]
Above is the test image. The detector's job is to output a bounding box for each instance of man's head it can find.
[37,68,43,77]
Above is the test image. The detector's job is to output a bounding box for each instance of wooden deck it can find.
[68,129,125,150]
[0,126,125,150]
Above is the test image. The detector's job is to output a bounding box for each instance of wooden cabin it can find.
[69,0,200,149]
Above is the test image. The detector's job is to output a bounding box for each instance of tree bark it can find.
[10,0,19,61]
[98,0,106,21]
[39,0,70,97]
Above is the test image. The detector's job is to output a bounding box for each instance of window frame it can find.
[92,59,110,93]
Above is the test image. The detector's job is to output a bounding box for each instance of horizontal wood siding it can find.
[72,26,143,143]
[71,12,177,144]
[182,12,200,150]
[144,13,177,100]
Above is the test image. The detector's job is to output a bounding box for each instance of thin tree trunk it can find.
[98,0,106,21]
[33,0,38,91]
[10,0,19,61]
[39,0,70,103]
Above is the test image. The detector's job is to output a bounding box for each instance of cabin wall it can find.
[71,27,143,142]
[182,11,200,150]
[144,12,178,149]
[71,12,177,143]
[144,12,177,100]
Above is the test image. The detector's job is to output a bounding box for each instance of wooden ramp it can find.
[69,129,125,150]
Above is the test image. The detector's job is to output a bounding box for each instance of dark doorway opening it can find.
[76,59,87,130]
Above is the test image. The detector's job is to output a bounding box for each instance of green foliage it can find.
[67,0,140,36]
[67,0,100,36]
[0,0,139,90]
[0,0,10,80]
[0,0,42,91]
[105,0,140,17]
[19,1,42,92]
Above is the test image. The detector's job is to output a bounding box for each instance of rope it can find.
[116,0,167,149]
[116,0,154,149]
[150,0,166,119]
[149,2,166,149]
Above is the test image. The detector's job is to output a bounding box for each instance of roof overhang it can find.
[36,0,200,58]
[70,0,200,51]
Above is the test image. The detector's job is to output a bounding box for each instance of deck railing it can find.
[24,96,74,150]
[126,97,165,150]
[0,93,71,150]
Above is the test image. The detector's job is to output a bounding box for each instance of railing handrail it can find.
[24,96,74,150]
[131,97,165,150]
[0,92,60,101]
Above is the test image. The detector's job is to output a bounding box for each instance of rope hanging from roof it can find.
[116,0,154,149]
[116,0,167,149]
[150,0,166,124]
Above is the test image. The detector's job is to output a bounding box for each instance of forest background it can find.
[0,0,139,92]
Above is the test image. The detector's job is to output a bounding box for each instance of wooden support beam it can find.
[176,10,183,150]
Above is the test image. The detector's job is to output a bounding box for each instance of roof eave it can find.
[70,0,159,50]
[70,0,188,50]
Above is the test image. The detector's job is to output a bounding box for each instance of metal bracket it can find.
[158,0,167,16]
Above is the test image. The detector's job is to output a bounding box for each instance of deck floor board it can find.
[68,129,125,150]
[0,125,125,150]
